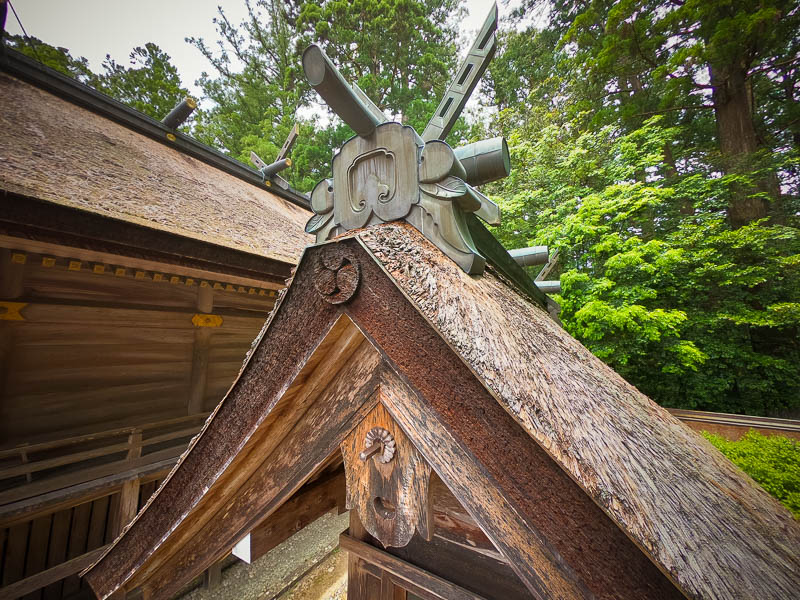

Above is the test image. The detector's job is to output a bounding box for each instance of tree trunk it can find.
[710,63,770,228]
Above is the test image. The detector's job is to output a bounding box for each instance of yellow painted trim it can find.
[93,264,105,274]
[192,313,223,328]
[68,260,81,271]
[0,302,27,321]
[11,253,26,264]
[42,257,56,267]
[170,276,181,284]
[166,133,177,142]
[115,267,127,277]
[185,278,195,286]
[135,270,147,280]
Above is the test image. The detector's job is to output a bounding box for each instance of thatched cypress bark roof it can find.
[84,224,800,600]
[0,71,311,264]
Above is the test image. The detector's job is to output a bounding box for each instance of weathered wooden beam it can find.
[84,298,381,599]
[345,239,683,600]
[340,533,487,600]
[0,447,182,506]
[0,545,109,600]
[128,345,383,599]
[378,370,591,600]
[249,469,346,561]
[0,460,175,528]
[0,234,287,291]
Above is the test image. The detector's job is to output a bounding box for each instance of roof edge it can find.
[0,48,311,211]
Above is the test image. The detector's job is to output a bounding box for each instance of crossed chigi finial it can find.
[303,3,510,275]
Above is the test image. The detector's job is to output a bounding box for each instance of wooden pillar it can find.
[188,285,213,414]
[202,561,223,590]
[111,431,143,538]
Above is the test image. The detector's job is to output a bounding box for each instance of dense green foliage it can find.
[487,1,800,415]
[703,431,800,518]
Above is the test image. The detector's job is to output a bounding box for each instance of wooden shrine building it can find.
[4,7,800,598]
[0,47,311,598]
[85,21,799,598]
[83,223,800,600]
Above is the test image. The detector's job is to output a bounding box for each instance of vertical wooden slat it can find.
[0,527,7,584]
[86,496,111,552]
[188,286,213,415]
[2,522,29,586]
[202,562,222,590]
[111,480,140,540]
[62,502,91,595]
[105,494,120,544]
[42,509,70,600]
[21,515,51,600]
[138,481,156,511]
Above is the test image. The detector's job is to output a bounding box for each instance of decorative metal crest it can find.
[303,3,508,275]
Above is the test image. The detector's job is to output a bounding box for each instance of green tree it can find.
[704,431,800,518]
[4,34,94,81]
[92,43,190,121]
[5,35,189,122]
[295,0,462,132]
[492,113,799,415]
[188,0,465,190]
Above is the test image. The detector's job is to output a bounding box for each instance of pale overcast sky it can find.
[6,0,507,98]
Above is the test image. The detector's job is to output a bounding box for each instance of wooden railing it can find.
[0,414,209,509]
[668,408,800,441]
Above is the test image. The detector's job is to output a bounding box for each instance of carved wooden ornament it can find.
[312,245,360,304]
[341,402,432,548]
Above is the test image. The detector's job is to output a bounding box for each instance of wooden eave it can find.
[84,225,800,600]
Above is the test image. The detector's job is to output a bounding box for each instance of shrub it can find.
[703,430,800,519]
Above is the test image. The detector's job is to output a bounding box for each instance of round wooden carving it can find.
[364,427,396,464]
[313,246,360,304]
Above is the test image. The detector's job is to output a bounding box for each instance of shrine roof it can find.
[84,223,800,600]
[0,51,311,266]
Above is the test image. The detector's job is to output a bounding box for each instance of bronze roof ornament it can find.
[303,3,509,275]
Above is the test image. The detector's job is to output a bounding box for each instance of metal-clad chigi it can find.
[454,137,511,187]
[302,45,382,137]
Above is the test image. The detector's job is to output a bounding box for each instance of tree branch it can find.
[634,104,715,117]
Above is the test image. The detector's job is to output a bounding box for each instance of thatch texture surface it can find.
[358,223,800,600]
[0,73,310,263]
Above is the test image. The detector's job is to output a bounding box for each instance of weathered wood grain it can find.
[387,530,530,600]
[378,370,592,600]
[341,402,432,548]
[131,343,382,600]
[0,545,108,600]
[357,222,800,600]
